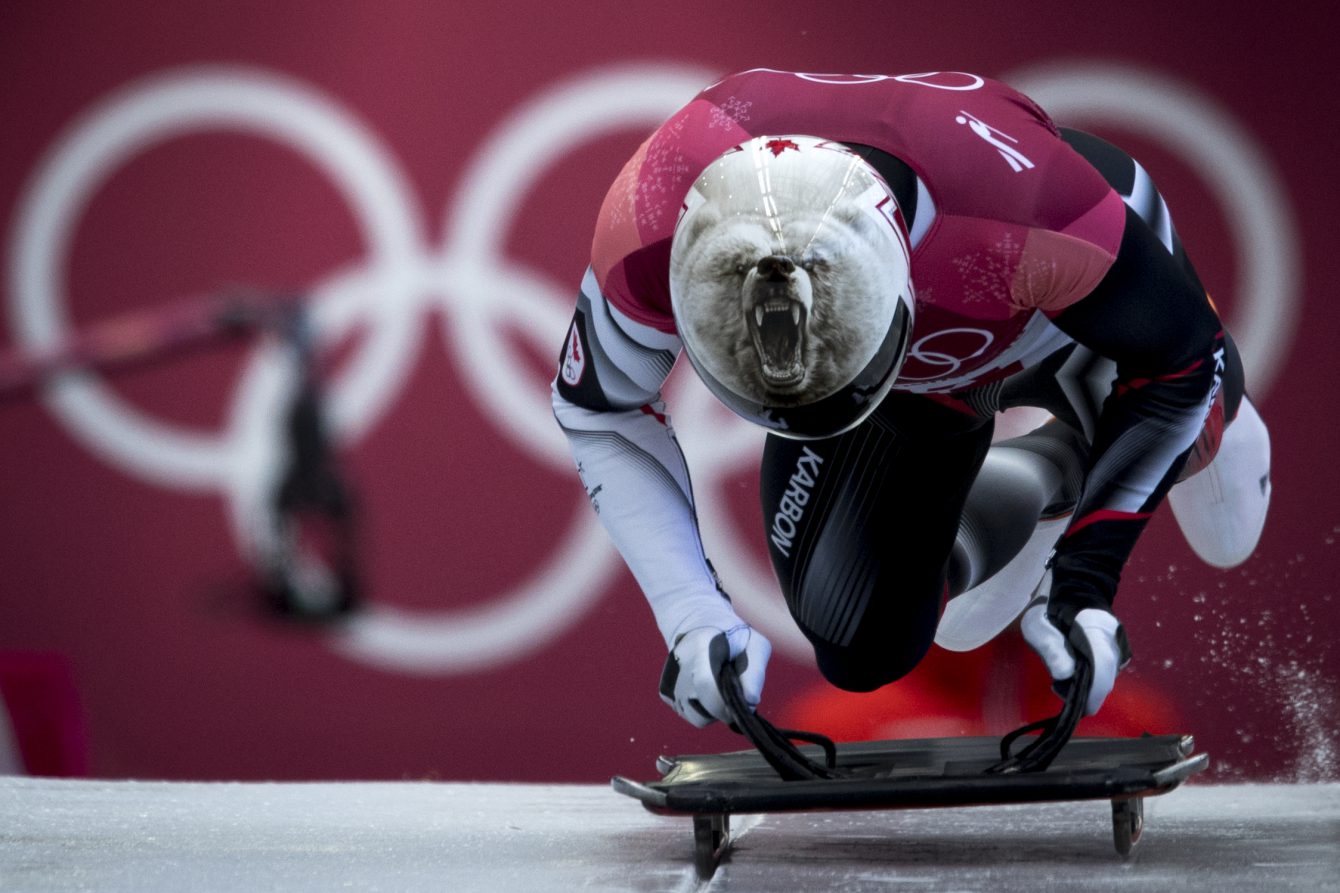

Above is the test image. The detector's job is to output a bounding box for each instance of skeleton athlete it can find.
[551,69,1272,729]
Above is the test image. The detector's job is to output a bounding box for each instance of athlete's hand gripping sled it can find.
[612,636,1209,880]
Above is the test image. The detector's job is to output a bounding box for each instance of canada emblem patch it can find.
[560,321,585,386]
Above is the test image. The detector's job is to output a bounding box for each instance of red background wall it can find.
[1,1,1335,782]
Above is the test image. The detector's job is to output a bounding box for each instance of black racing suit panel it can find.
[1046,129,1231,616]
[760,391,992,691]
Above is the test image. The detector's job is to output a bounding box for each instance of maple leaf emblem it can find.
[764,138,800,157]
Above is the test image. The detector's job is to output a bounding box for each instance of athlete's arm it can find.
[1047,203,1226,615]
[552,268,770,725]
[557,266,767,632]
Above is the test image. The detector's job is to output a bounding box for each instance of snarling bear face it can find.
[670,138,907,410]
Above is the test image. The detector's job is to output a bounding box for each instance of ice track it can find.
[2,777,1337,891]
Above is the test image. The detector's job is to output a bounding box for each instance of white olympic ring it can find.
[10,68,423,488]
[893,72,987,91]
[8,62,1301,670]
[794,73,892,85]
[898,327,996,380]
[8,63,715,674]
[790,71,987,91]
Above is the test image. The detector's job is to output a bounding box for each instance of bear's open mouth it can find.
[747,296,807,390]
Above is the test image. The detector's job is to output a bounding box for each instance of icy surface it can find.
[2,778,1338,891]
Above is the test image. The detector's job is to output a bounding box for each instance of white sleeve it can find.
[552,268,742,647]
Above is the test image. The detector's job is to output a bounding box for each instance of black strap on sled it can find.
[988,624,1095,774]
[717,621,1096,780]
[717,660,843,781]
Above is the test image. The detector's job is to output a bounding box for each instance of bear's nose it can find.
[756,255,795,282]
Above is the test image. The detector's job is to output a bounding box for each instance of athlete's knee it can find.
[1179,331,1249,482]
[809,622,936,693]
[1221,330,1245,421]
[1167,394,1271,568]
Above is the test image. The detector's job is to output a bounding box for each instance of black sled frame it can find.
[614,733,1207,880]
[614,654,1207,879]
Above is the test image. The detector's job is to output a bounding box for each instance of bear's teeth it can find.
[754,301,801,328]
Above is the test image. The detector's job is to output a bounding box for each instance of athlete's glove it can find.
[1021,571,1132,716]
[658,623,772,728]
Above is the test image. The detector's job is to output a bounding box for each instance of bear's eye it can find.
[734,262,747,276]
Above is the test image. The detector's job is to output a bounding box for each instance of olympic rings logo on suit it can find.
[7,63,1300,671]
[898,328,996,381]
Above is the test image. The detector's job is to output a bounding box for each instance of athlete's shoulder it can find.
[587,69,886,328]
[590,82,755,333]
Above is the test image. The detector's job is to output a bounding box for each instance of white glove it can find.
[658,623,772,728]
[1021,574,1131,716]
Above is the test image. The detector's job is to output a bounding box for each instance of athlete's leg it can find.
[942,128,1259,650]
[949,419,1087,592]
[1062,127,1270,568]
[760,391,992,692]
[936,417,1087,650]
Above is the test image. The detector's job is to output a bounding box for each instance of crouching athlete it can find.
[550,69,1272,732]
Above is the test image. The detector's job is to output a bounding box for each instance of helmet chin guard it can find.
[670,135,914,439]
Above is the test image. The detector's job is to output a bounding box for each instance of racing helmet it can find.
[669,135,914,439]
